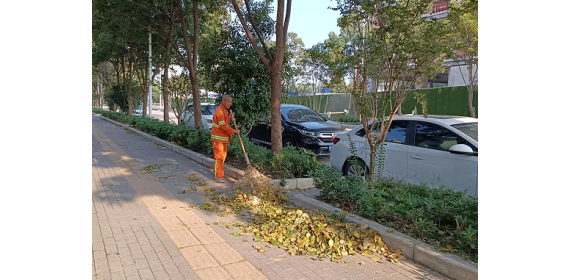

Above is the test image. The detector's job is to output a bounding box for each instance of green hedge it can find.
[93,108,319,179]
[311,165,478,263]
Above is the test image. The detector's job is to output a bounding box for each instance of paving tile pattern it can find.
[92,115,449,280]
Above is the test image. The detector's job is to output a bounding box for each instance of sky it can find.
[269,0,342,48]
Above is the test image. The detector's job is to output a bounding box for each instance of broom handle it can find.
[231,116,250,166]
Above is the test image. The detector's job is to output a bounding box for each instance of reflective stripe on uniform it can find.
[218,121,226,125]
[211,135,229,141]
[212,123,219,128]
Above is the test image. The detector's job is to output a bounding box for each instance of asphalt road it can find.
[150,109,179,124]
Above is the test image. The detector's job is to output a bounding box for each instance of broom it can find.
[231,113,250,166]
[230,110,272,203]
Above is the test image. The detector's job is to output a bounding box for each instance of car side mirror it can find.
[449,144,477,156]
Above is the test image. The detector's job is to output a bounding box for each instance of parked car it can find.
[134,105,143,116]
[181,102,217,130]
[330,115,478,196]
[248,104,346,157]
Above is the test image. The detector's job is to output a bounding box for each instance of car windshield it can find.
[186,104,217,115]
[200,105,217,115]
[451,122,478,142]
[283,108,326,122]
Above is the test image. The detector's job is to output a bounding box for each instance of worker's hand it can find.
[234,128,240,134]
[229,110,235,121]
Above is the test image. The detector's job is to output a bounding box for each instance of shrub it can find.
[187,129,213,156]
[227,137,272,172]
[92,108,321,179]
[168,125,191,146]
[268,146,321,179]
[312,167,478,263]
[311,165,343,196]
[338,114,360,123]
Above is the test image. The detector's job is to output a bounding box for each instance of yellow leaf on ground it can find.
[387,228,395,233]
[273,258,282,262]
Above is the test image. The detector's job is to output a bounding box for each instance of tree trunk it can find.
[163,14,175,124]
[397,106,402,116]
[126,58,135,116]
[368,142,376,184]
[468,85,475,118]
[190,73,202,127]
[142,82,149,117]
[163,65,170,122]
[270,65,283,153]
[177,0,202,128]
[468,59,476,118]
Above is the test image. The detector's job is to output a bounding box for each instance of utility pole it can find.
[148,32,153,118]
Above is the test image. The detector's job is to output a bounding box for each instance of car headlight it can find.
[299,129,316,137]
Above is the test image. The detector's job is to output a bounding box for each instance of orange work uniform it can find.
[211,105,235,179]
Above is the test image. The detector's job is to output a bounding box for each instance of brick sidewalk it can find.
[92,115,449,280]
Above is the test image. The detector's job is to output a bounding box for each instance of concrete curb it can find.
[99,116,315,189]
[292,194,478,280]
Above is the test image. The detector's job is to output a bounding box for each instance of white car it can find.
[134,105,143,116]
[181,102,217,130]
[330,115,478,196]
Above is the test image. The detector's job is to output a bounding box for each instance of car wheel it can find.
[344,159,368,180]
[283,137,297,147]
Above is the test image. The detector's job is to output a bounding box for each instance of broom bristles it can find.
[235,164,287,203]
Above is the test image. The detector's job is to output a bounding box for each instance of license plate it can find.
[328,145,333,152]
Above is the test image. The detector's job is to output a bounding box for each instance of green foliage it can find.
[199,7,276,134]
[227,137,272,171]
[104,84,129,113]
[92,109,319,179]
[312,167,478,263]
[338,115,360,123]
[310,165,344,194]
[168,125,192,146]
[445,0,478,62]
[186,129,213,157]
[268,146,321,179]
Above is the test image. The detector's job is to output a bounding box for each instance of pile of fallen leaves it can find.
[201,186,400,262]
[141,164,163,174]
[234,166,281,202]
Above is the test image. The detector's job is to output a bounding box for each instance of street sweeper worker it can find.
[211,95,240,183]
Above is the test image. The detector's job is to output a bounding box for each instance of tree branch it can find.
[192,1,199,68]
[283,0,292,40]
[176,0,196,73]
[230,0,271,70]
[244,0,273,60]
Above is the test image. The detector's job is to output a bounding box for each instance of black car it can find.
[247,104,346,157]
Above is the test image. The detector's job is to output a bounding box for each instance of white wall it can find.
[448,65,478,87]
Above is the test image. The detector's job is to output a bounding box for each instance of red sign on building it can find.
[433,1,449,13]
